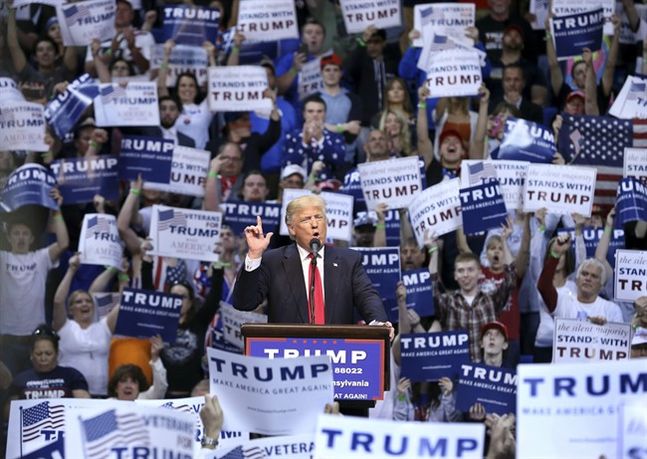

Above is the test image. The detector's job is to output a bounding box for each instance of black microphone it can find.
[309,238,322,255]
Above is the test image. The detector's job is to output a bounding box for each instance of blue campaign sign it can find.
[615,177,647,225]
[119,136,174,183]
[50,155,119,204]
[459,181,508,235]
[456,363,517,415]
[552,8,604,60]
[557,226,625,269]
[115,288,182,343]
[400,331,470,381]
[497,118,556,163]
[0,164,58,212]
[44,73,99,139]
[355,247,401,320]
[220,201,281,235]
[247,337,386,400]
[390,268,435,323]
[162,6,220,46]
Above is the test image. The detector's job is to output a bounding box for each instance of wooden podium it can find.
[242,324,390,409]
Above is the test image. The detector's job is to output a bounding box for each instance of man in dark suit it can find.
[490,63,544,126]
[233,195,392,334]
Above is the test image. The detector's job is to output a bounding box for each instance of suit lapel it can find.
[283,244,309,323]
[323,247,340,324]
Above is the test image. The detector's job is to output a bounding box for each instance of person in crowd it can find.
[0,195,68,375]
[489,63,543,125]
[631,327,647,359]
[108,339,167,401]
[51,253,121,396]
[372,77,414,130]
[239,171,270,202]
[6,325,90,403]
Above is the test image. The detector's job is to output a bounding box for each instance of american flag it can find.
[99,85,126,104]
[467,161,497,186]
[157,209,187,231]
[558,115,647,207]
[63,3,91,24]
[86,215,110,238]
[219,445,266,459]
[21,401,65,442]
[81,410,149,459]
[160,401,191,412]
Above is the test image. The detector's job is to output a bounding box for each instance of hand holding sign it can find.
[245,215,273,259]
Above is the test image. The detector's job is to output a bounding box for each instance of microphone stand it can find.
[309,252,316,325]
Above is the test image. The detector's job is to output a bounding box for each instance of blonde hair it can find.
[379,110,412,157]
[67,290,92,309]
[285,195,326,226]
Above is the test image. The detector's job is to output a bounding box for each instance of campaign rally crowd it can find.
[1,0,647,457]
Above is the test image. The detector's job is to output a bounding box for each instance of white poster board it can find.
[614,249,647,302]
[523,164,597,216]
[208,66,272,112]
[553,318,632,362]
[78,213,123,268]
[408,178,462,246]
[358,156,422,211]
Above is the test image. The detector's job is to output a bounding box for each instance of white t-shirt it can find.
[536,282,576,348]
[58,318,112,395]
[175,100,213,150]
[554,288,624,323]
[0,248,55,335]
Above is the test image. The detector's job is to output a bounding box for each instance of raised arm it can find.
[470,85,489,159]
[621,0,641,33]
[7,9,27,73]
[156,40,175,98]
[514,213,531,280]
[416,85,433,168]
[52,253,81,331]
[226,33,245,66]
[117,177,144,255]
[372,203,388,247]
[545,13,564,97]
[538,235,570,312]
[602,15,621,97]
[203,156,223,211]
[48,189,69,263]
[582,48,600,116]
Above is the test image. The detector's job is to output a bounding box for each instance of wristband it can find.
[118,273,130,282]
[336,124,344,134]
[130,188,141,196]
[417,102,427,109]
[356,37,366,47]
[538,224,546,233]
[105,266,118,273]
[550,249,561,259]
[208,171,219,179]
[52,212,64,221]
[160,62,168,69]
[288,67,298,77]
[231,45,240,54]
[428,246,438,254]
[89,140,99,149]
[604,225,613,234]
[375,222,385,230]
[201,436,219,449]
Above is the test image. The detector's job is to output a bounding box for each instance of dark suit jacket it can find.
[490,97,544,126]
[233,244,387,324]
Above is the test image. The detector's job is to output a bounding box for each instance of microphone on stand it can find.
[309,238,321,265]
[308,238,321,324]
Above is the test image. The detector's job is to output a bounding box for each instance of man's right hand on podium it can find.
[244,215,274,259]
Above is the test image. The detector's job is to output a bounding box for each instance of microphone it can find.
[309,238,322,256]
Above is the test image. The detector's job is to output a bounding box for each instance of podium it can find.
[242,324,390,409]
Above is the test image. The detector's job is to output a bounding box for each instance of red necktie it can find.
[308,253,325,324]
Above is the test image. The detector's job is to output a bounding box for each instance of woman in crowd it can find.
[108,336,167,401]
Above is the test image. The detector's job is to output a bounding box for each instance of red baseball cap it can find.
[480,321,509,341]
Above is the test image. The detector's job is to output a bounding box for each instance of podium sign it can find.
[243,325,389,403]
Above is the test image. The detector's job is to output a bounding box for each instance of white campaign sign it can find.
[617,397,647,459]
[64,402,194,458]
[236,0,299,42]
[211,434,315,459]
[553,0,615,34]
[220,302,268,349]
[340,0,401,34]
[207,348,334,436]
[530,0,549,30]
[517,360,647,459]
[314,414,485,459]
[78,213,123,268]
[208,66,272,112]
[461,160,529,210]
[94,82,159,127]
[553,318,632,363]
[523,164,597,216]
[135,396,250,450]
[149,205,222,262]
[151,44,208,87]
[614,249,647,302]
[0,101,48,151]
[279,188,312,236]
[6,398,132,459]
[413,3,475,47]
[0,77,24,101]
[608,76,647,119]
[358,156,422,211]
[425,48,482,97]
[623,147,647,182]
[320,191,354,242]
[57,0,116,46]
[298,54,329,101]
[143,145,209,197]
[408,178,462,246]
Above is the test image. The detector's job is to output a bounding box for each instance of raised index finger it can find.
[256,215,264,233]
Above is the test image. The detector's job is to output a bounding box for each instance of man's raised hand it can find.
[244,216,273,259]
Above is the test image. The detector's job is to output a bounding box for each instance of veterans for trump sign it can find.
[408,178,462,246]
[523,164,596,216]
[461,160,528,210]
[149,205,222,262]
[425,48,482,98]
[236,0,299,42]
[614,249,647,302]
[56,0,116,46]
[94,82,159,127]
[413,3,475,48]
[358,156,422,211]
[553,318,631,363]
[78,213,122,268]
[208,66,271,112]
[516,359,647,459]
[340,0,401,34]
[609,76,647,120]
[0,101,48,151]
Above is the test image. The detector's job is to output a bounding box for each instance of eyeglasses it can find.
[220,156,241,162]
